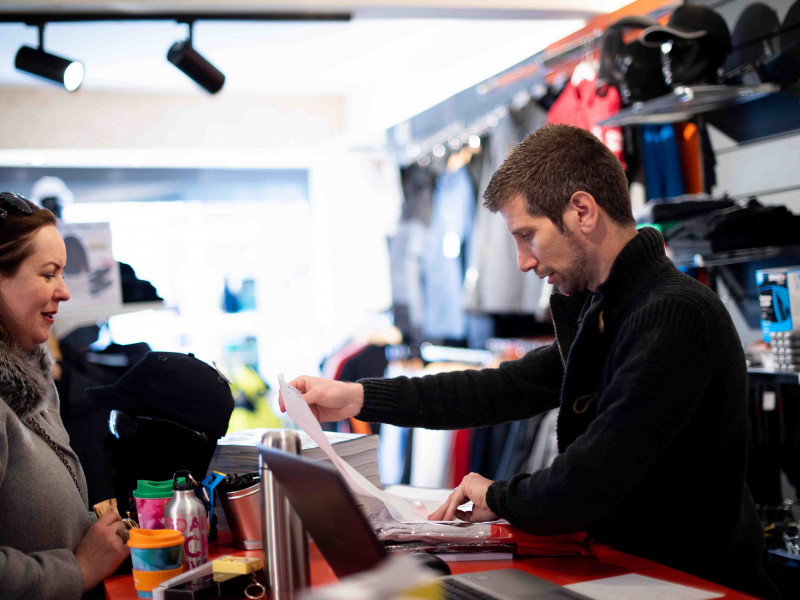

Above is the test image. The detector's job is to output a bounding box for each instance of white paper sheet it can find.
[564,574,724,600]
[278,374,430,522]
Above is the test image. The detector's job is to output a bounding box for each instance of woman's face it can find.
[0,225,70,351]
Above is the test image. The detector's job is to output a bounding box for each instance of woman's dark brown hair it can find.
[0,196,57,277]
[0,196,58,345]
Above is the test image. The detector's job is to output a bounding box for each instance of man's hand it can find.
[75,511,130,592]
[428,472,499,523]
[278,375,364,423]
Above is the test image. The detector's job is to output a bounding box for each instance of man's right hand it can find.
[279,375,364,423]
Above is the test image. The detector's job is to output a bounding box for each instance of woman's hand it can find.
[75,511,130,592]
[428,472,499,523]
[279,375,364,423]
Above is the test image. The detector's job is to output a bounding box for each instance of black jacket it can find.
[359,227,773,597]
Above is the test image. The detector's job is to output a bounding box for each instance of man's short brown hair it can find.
[483,124,634,230]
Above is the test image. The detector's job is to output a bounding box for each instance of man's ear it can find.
[568,191,599,233]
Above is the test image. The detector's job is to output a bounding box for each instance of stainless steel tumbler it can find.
[259,430,310,595]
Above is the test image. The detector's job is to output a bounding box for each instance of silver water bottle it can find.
[260,430,309,596]
[164,470,209,571]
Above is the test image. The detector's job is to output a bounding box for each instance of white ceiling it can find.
[0,1,630,133]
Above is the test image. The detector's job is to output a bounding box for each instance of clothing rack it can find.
[388,0,678,167]
[385,343,492,366]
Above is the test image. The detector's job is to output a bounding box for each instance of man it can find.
[282,125,776,598]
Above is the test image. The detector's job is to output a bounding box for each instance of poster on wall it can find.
[57,222,122,307]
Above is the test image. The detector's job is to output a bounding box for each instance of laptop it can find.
[258,446,591,599]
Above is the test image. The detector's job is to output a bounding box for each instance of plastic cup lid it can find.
[128,528,184,549]
[133,479,174,499]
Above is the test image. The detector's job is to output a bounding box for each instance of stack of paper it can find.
[209,428,381,488]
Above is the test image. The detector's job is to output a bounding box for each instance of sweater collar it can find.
[594,226,671,310]
[550,227,670,344]
[0,341,54,418]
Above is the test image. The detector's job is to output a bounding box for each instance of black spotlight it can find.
[14,24,84,92]
[167,22,225,94]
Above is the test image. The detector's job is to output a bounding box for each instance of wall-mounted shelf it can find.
[748,368,800,385]
[597,83,781,127]
[669,244,800,269]
[53,301,169,338]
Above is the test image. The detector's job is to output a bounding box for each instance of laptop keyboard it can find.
[443,578,500,600]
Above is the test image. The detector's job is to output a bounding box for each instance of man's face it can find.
[500,194,590,296]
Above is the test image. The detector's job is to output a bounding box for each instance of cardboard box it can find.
[756,266,800,342]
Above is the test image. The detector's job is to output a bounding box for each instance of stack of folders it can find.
[770,331,800,372]
[209,428,381,488]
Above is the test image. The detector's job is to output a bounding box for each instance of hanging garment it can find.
[463,112,549,318]
[494,413,546,481]
[379,424,408,486]
[389,165,436,344]
[639,124,685,201]
[446,428,473,488]
[410,428,453,489]
[525,408,560,474]
[421,166,476,342]
[546,76,625,167]
[673,122,704,194]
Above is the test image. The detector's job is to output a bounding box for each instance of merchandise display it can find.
[641,4,733,87]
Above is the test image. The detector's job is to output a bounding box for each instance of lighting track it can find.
[4,11,351,93]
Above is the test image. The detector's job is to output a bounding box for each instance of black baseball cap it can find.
[641,5,732,52]
[86,351,234,439]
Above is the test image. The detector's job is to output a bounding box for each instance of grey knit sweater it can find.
[359,227,773,598]
[0,341,92,600]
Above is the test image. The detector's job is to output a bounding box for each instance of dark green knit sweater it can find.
[359,227,774,598]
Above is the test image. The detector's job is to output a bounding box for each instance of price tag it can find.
[762,390,777,412]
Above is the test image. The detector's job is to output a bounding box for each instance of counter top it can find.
[104,532,759,599]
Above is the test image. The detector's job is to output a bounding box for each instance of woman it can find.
[0,192,129,599]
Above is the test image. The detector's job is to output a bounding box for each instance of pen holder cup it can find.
[219,482,263,549]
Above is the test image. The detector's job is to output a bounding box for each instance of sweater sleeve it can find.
[357,342,563,429]
[0,548,84,600]
[485,305,721,534]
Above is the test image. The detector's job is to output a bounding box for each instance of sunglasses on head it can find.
[0,192,34,230]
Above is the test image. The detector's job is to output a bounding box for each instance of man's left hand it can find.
[428,472,499,522]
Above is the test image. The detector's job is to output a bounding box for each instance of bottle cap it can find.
[172,470,196,491]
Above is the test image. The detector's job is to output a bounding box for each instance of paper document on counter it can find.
[278,373,429,522]
[565,574,724,600]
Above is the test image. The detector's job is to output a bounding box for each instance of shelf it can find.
[53,301,169,337]
[597,83,781,127]
[669,244,800,269]
[748,368,800,385]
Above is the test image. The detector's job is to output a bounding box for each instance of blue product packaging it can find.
[756,266,800,342]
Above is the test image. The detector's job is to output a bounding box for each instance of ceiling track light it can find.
[167,21,225,94]
[14,22,84,92]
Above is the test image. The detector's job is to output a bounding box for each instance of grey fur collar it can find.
[0,341,54,418]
